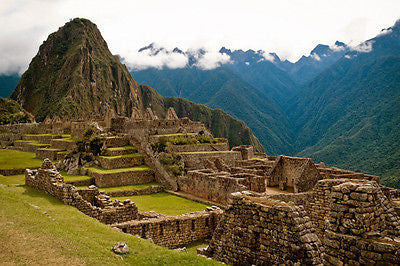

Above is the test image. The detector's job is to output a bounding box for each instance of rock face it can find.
[11,18,142,121]
[111,242,129,255]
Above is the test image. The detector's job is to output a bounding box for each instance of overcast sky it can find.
[0,0,399,74]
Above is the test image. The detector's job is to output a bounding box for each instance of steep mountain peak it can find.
[310,44,330,56]
[11,18,141,120]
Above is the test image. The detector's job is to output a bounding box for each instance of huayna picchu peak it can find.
[11,18,142,121]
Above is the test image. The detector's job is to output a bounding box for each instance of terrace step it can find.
[50,138,76,150]
[104,136,129,148]
[14,140,51,152]
[103,145,138,156]
[96,183,164,197]
[179,150,241,170]
[97,153,144,169]
[85,166,155,188]
[23,134,70,144]
[62,172,94,186]
[166,142,229,153]
[149,133,198,143]
[36,148,65,160]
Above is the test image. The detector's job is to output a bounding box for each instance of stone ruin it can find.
[3,106,400,263]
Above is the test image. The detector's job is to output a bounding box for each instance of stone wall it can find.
[166,143,229,153]
[97,155,144,169]
[89,169,155,188]
[179,151,241,169]
[25,159,138,224]
[324,181,400,265]
[113,207,222,248]
[205,191,323,265]
[178,170,248,205]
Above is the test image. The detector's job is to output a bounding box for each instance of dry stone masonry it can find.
[2,107,400,264]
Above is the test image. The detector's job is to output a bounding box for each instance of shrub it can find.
[83,127,95,139]
[89,136,103,155]
[197,136,212,144]
[159,152,184,176]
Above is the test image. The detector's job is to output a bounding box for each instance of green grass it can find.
[112,192,208,216]
[106,146,137,151]
[24,134,54,137]
[152,133,197,137]
[59,171,92,182]
[0,174,25,185]
[186,240,209,255]
[98,153,142,159]
[86,165,151,174]
[38,148,64,151]
[0,149,43,169]
[0,186,220,265]
[99,182,162,192]
[52,138,75,142]
[179,151,235,154]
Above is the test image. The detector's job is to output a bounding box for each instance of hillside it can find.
[132,55,294,154]
[10,18,142,121]
[7,18,263,152]
[137,85,264,152]
[0,97,33,125]
[289,20,400,186]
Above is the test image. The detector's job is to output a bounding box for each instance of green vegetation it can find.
[97,182,162,192]
[112,192,208,216]
[86,165,151,174]
[158,152,184,176]
[106,146,137,152]
[0,186,219,265]
[98,153,142,159]
[166,136,224,146]
[0,149,42,169]
[59,171,92,183]
[0,97,34,125]
[0,174,25,185]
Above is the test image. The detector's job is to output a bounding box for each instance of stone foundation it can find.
[97,155,144,169]
[113,207,222,248]
[179,151,241,169]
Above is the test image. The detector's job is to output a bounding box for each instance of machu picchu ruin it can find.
[2,106,400,265]
[1,11,400,265]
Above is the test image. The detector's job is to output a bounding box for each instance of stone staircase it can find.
[13,134,72,156]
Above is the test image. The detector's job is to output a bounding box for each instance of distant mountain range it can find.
[3,18,400,187]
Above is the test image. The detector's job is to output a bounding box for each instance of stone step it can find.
[97,153,144,169]
[149,133,198,143]
[104,136,129,148]
[50,138,76,150]
[85,166,155,188]
[179,151,241,169]
[103,145,138,156]
[14,140,50,152]
[36,148,65,160]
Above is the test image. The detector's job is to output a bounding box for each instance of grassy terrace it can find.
[106,145,137,151]
[112,192,208,216]
[0,149,43,169]
[0,174,25,185]
[59,171,92,182]
[86,165,151,174]
[52,138,75,142]
[151,133,197,137]
[179,151,235,154]
[77,182,162,192]
[0,186,219,265]
[15,139,49,146]
[98,153,142,159]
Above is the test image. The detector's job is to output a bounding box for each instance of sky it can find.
[0,0,399,74]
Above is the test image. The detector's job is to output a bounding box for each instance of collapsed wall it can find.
[205,191,323,265]
[25,159,138,224]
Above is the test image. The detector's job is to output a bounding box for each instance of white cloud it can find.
[330,44,346,52]
[377,28,393,36]
[0,0,399,74]
[310,53,321,61]
[123,44,188,70]
[245,62,250,65]
[350,40,375,53]
[259,51,275,62]
[193,50,231,70]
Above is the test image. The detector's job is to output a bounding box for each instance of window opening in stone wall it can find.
[205,217,209,227]
[191,220,195,231]
[176,220,180,232]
